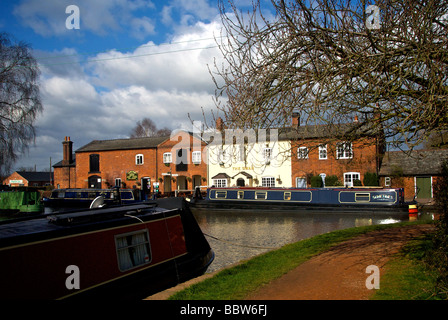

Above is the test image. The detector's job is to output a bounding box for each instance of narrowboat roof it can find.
[0,203,176,247]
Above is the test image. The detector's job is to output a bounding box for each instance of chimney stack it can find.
[62,136,73,165]
[292,109,300,127]
[216,117,224,132]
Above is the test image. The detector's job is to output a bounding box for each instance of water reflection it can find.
[192,209,408,273]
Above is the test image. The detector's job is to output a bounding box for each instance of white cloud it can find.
[13,0,155,38]
[89,18,222,93]
[11,2,224,171]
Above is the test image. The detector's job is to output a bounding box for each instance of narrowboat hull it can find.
[0,198,213,300]
[188,187,410,215]
[42,188,141,211]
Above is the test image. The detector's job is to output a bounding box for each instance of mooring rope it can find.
[203,232,279,250]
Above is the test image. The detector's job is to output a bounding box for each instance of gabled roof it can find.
[16,171,53,182]
[76,135,170,152]
[379,149,448,176]
[53,154,76,168]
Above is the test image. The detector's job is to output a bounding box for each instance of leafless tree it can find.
[211,0,448,149]
[129,117,171,138]
[0,32,42,176]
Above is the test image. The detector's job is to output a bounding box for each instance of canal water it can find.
[191,209,409,273]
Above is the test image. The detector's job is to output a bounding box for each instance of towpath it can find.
[146,223,434,300]
[247,224,435,300]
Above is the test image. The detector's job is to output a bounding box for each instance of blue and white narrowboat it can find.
[189,187,409,214]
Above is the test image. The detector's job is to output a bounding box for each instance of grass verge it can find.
[169,220,431,300]
[371,234,443,300]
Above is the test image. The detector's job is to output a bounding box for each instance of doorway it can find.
[88,175,102,189]
[416,176,432,198]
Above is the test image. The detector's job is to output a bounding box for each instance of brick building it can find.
[75,135,167,192]
[283,114,383,188]
[3,171,53,187]
[53,131,208,196]
[157,130,208,194]
[53,136,76,188]
[379,149,448,201]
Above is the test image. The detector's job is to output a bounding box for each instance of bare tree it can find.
[0,32,42,176]
[129,117,171,138]
[211,0,448,149]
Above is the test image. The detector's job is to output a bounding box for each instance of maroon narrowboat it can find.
[0,198,213,300]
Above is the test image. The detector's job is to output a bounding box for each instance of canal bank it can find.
[145,221,434,300]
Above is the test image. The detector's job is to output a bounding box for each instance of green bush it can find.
[432,158,448,296]
[364,172,379,186]
[325,175,342,186]
[310,175,323,188]
[353,179,363,186]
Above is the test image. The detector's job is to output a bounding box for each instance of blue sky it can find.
[1,0,271,173]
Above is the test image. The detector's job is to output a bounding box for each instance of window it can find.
[255,191,267,200]
[344,172,360,187]
[192,151,201,164]
[135,154,144,165]
[176,149,188,171]
[296,177,307,188]
[262,177,275,187]
[319,145,327,160]
[284,192,292,200]
[263,147,272,163]
[237,191,244,199]
[337,142,353,159]
[163,152,172,163]
[297,147,309,159]
[89,154,100,172]
[115,230,151,272]
[238,145,246,162]
[215,191,227,199]
[355,193,371,202]
[217,148,228,164]
[213,179,227,188]
[115,178,122,187]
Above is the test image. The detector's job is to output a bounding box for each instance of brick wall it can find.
[53,166,76,188]
[75,148,158,189]
[157,131,207,194]
[291,138,378,187]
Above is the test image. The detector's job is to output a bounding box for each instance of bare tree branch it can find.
[0,32,42,175]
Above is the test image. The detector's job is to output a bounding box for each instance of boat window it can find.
[216,191,227,199]
[237,191,244,199]
[284,192,291,200]
[57,192,65,198]
[355,193,370,202]
[255,191,267,200]
[115,230,151,272]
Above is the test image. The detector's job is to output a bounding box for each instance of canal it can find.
[191,209,409,273]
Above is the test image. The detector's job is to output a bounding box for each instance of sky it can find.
[1,0,271,173]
